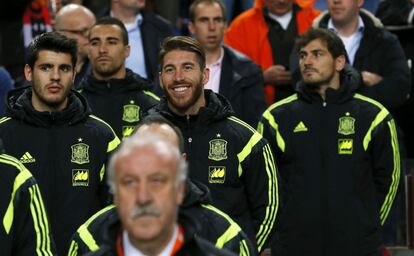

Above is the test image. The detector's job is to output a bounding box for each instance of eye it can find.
[150,176,167,188]
[39,65,52,71]
[183,64,194,71]
[164,66,174,74]
[108,39,118,45]
[90,40,99,46]
[60,65,72,72]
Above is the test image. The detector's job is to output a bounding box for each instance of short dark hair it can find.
[133,115,185,153]
[26,31,77,68]
[159,36,206,71]
[189,0,227,22]
[295,28,348,60]
[91,16,129,45]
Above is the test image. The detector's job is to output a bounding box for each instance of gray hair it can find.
[107,134,188,194]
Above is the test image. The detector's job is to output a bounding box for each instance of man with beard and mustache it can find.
[68,115,256,255]
[0,32,120,256]
[150,36,279,253]
[79,16,159,139]
[88,130,236,255]
[258,28,401,256]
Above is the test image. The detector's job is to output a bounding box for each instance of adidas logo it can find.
[293,121,308,133]
[20,152,36,163]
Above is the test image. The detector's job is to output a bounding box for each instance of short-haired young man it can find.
[0,32,120,255]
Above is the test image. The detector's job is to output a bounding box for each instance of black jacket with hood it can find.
[150,90,279,252]
[0,143,55,255]
[68,181,255,255]
[258,65,401,256]
[79,69,159,139]
[0,87,120,256]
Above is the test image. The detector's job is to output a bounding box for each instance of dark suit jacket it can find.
[220,45,267,127]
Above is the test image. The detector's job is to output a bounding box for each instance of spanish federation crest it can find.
[122,103,140,123]
[208,139,227,161]
[71,143,90,164]
[338,113,355,135]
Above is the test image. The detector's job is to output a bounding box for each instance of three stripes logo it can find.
[20,152,36,163]
[293,121,308,133]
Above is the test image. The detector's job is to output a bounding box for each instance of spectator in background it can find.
[188,0,266,127]
[376,0,414,26]
[55,4,96,88]
[0,67,14,116]
[223,0,253,22]
[225,0,320,104]
[312,0,410,111]
[101,0,174,86]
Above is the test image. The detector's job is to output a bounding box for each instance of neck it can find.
[111,5,139,24]
[130,225,177,256]
[92,67,127,81]
[169,96,205,116]
[315,77,340,100]
[32,96,68,113]
[205,47,222,65]
[332,15,360,37]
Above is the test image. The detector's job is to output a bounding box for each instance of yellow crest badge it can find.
[338,113,355,135]
[71,142,90,164]
[208,166,226,184]
[338,139,353,154]
[122,102,140,123]
[72,169,89,186]
[208,139,227,161]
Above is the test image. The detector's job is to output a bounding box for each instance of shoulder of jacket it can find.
[353,93,390,115]
[87,115,118,136]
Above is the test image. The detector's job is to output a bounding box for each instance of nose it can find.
[98,43,107,54]
[174,69,184,82]
[51,67,61,81]
[208,20,215,30]
[136,183,152,205]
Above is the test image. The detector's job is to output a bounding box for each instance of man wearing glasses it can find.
[55,4,96,88]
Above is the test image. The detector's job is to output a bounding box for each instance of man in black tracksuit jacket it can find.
[0,32,120,256]
[0,145,55,255]
[0,87,120,256]
[80,17,159,139]
[154,36,279,252]
[79,68,159,139]
[152,90,278,251]
[68,181,256,256]
[258,29,400,256]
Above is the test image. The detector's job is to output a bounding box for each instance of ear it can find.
[124,44,131,58]
[202,67,210,87]
[358,0,364,8]
[176,180,186,205]
[24,64,33,81]
[335,55,346,72]
[158,71,164,90]
[188,21,195,35]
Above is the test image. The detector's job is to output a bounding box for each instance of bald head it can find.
[55,4,96,58]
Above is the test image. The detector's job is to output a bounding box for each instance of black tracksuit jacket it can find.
[0,87,120,256]
[79,69,159,139]
[258,65,401,256]
[0,151,55,255]
[150,90,279,252]
[68,181,256,256]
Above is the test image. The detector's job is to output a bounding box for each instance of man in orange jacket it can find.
[225,0,319,104]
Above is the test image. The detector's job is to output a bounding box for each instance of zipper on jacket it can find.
[186,115,192,157]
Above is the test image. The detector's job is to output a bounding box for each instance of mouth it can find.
[170,84,191,95]
[97,56,111,62]
[47,84,62,93]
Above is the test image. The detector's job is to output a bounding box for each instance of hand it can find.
[263,65,292,86]
[361,71,383,87]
